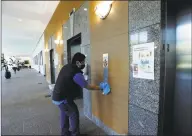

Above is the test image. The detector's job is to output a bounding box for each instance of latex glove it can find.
[99,82,111,95]
[99,82,104,90]
[102,83,111,95]
[99,82,107,90]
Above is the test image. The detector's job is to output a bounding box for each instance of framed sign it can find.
[132,42,155,80]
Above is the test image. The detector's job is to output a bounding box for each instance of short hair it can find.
[71,52,86,64]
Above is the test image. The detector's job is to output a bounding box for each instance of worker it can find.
[52,52,102,136]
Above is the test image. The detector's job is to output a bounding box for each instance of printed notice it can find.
[132,42,154,80]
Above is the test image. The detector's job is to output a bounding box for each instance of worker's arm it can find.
[73,73,101,91]
[85,84,100,90]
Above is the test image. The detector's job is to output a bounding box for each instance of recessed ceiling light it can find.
[64,27,67,29]
[84,8,87,11]
[18,18,22,22]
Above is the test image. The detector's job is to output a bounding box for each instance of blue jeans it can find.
[58,101,80,136]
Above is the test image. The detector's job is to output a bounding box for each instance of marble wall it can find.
[128,1,161,135]
[63,20,71,65]
[62,2,92,119]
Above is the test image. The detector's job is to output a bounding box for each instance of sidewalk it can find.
[1,69,106,135]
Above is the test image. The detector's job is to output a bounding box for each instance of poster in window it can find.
[132,42,154,80]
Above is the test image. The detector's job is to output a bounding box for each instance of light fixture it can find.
[64,26,68,29]
[59,40,63,45]
[84,8,87,11]
[95,1,113,20]
[44,48,49,52]
[54,40,63,45]
[54,40,59,45]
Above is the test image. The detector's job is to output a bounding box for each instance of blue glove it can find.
[99,82,105,90]
[99,82,111,95]
[103,83,110,95]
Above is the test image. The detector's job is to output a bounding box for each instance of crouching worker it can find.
[52,52,101,136]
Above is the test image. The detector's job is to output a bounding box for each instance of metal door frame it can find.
[49,49,55,84]
[67,33,82,63]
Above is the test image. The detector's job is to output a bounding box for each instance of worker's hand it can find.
[99,82,109,90]
[99,82,105,90]
[99,82,111,95]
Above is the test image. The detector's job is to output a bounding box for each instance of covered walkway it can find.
[1,69,106,135]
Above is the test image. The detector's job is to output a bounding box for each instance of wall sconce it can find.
[59,40,63,45]
[95,1,113,20]
[54,40,59,45]
[54,40,63,45]
[44,48,49,52]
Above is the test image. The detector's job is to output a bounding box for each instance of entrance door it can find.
[161,1,192,135]
[50,49,55,84]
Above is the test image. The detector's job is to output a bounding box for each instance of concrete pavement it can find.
[1,69,106,135]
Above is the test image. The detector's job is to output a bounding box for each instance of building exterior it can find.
[31,1,192,135]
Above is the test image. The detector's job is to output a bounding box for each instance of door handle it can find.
[167,44,170,52]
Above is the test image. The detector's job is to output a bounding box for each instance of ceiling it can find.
[2,1,59,57]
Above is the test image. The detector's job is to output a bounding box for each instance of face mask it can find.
[76,61,85,69]
[80,64,85,69]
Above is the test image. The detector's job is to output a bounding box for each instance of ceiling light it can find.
[64,27,68,29]
[84,8,87,11]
